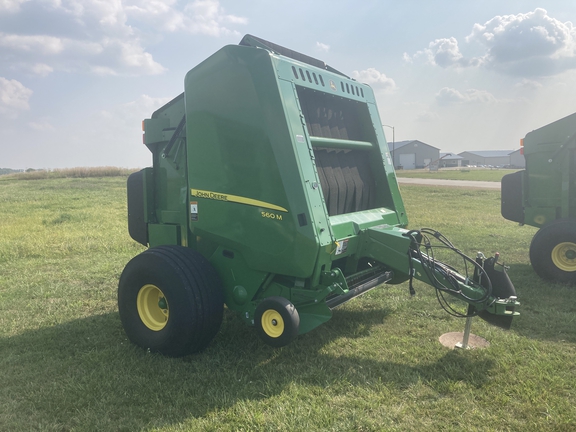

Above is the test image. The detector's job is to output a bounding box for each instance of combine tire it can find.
[118,246,224,357]
[255,296,300,347]
[530,219,576,284]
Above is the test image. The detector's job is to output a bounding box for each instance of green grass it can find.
[395,168,519,182]
[1,177,575,431]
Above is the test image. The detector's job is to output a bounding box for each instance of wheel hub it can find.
[551,242,576,272]
[261,310,284,338]
[137,284,169,331]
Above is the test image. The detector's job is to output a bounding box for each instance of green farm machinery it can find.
[502,111,576,283]
[119,35,519,356]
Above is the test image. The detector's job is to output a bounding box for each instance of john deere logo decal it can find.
[330,80,337,91]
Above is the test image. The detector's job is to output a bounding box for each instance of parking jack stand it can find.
[439,305,490,350]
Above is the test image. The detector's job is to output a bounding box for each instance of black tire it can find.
[530,219,576,284]
[254,296,300,348]
[118,246,224,356]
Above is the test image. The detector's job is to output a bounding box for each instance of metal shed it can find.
[389,140,440,170]
[439,153,464,168]
[459,150,517,167]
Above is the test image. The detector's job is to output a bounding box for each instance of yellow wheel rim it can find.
[261,309,285,338]
[551,242,576,272]
[137,284,169,331]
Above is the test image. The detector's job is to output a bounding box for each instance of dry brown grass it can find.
[1,166,137,180]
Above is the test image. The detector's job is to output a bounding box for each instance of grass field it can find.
[0,175,575,431]
[395,168,518,182]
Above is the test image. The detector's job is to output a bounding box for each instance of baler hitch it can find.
[406,228,519,329]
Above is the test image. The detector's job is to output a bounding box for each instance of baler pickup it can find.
[119,34,519,356]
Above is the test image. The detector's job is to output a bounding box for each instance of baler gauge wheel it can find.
[261,309,285,338]
[255,297,300,348]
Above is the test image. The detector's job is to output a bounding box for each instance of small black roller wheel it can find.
[254,296,300,347]
[529,219,576,284]
[118,245,224,357]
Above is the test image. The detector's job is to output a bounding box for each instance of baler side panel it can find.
[272,57,392,244]
[521,112,576,228]
[273,53,410,278]
[141,94,189,247]
[365,101,408,227]
[501,170,525,224]
[184,46,321,279]
[276,61,406,226]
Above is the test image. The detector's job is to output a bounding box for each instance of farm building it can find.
[389,140,440,170]
[508,149,526,168]
[458,150,525,168]
[438,153,463,168]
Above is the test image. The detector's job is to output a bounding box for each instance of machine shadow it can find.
[0,307,495,429]
[506,263,576,343]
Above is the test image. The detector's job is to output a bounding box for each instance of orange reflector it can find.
[142,120,145,131]
[520,138,524,155]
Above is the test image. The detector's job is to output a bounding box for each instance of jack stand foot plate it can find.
[439,332,490,350]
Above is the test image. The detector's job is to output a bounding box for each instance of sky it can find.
[1,0,576,169]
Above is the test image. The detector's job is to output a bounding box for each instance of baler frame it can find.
[120,35,519,356]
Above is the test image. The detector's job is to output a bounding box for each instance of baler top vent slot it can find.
[292,66,325,88]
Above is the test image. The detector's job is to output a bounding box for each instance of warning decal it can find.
[190,201,198,221]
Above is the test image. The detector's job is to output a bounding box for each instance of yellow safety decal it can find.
[191,189,288,213]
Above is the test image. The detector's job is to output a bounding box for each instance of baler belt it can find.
[314,149,375,216]
[353,151,375,209]
[328,151,348,215]
[342,152,364,212]
[316,150,339,215]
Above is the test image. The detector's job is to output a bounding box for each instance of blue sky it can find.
[1,0,576,169]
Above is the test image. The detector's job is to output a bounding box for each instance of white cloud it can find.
[31,63,54,76]
[125,0,184,32]
[0,33,65,54]
[0,0,29,13]
[407,9,576,77]
[515,79,543,90]
[0,0,247,76]
[182,0,247,36]
[430,37,482,68]
[0,77,32,116]
[124,0,247,35]
[0,32,165,76]
[467,8,576,76]
[436,87,497,105]
[316,42,330,52]
[28,118,55,131]
[351,68,396,93]
[409,37,477,68]
[0,0,161,76]
[416,111,440,122]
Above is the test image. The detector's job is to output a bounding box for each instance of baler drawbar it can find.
[119,35,519,356]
